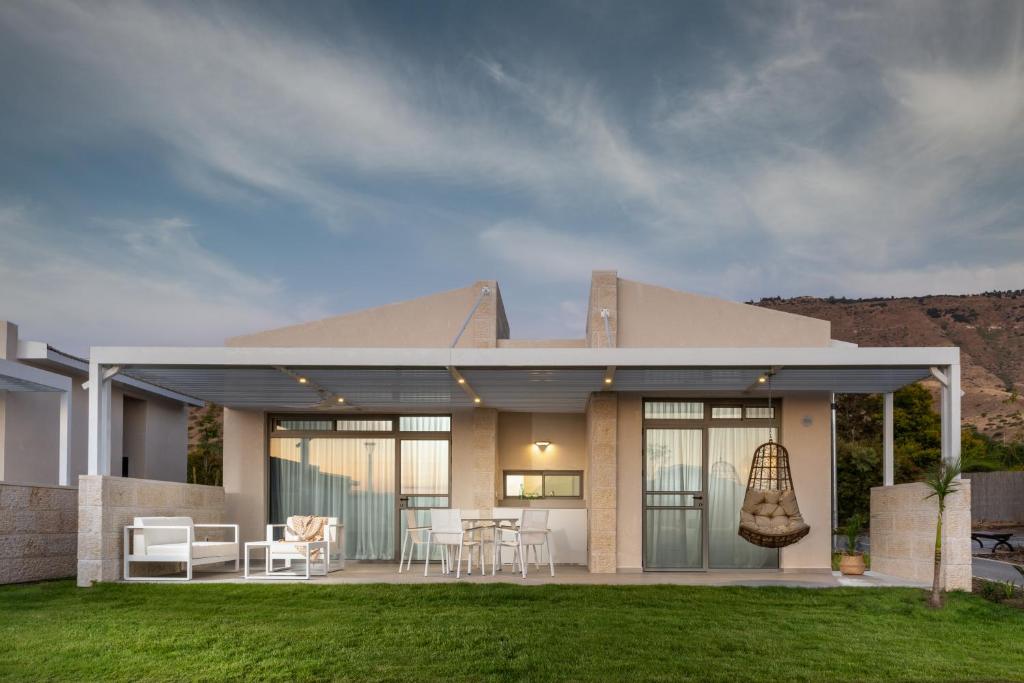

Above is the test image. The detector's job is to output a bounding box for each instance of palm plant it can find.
[923,458,961,608]
[841,513,865,555]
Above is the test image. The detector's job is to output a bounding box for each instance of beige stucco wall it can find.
[870,481,972,590]
[222,408,267,546]
[617,279,831,348]
[141,398,188,482]
[228,281,508,349]
[496,412,587,508]
[778,394,833,570]
[77,475,226,585]
[0,482,78,584]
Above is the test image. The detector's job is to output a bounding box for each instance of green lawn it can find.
[2,581,1023,682]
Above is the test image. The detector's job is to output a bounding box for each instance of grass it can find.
[2,581,1024,682]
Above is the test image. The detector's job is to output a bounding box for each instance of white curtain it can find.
[708,428,779,569]
[400,440,449,495]
[270,437,396,560]
[645,429,702,492]
[400,440,450,560]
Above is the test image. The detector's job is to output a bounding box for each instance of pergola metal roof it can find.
[96,345,958,413]
[0,357,71,394]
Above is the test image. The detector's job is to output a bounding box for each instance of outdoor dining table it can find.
[459,514,520,574]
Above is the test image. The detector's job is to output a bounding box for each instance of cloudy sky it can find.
[1,1,1022,353]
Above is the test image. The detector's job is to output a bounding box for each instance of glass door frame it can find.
[266,413,452,562]
[641,399,782,572]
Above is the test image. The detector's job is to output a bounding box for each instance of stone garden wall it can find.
[0,482,78,584]
[870,480,972,591]
[77,475,226,586]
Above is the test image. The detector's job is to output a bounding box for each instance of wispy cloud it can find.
[0,1,1022,346]
[0,204,318,353]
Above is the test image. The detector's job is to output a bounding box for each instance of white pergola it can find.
[0,357,73,485]
[86,345,962,489]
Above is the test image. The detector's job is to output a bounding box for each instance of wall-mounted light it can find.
[336,397,345,404]
[534,440,551,452]
[473,397,482,404]
[757,375,767,384]
[298,377,308,384]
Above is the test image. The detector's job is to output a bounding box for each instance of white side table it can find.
[244,541,329,579]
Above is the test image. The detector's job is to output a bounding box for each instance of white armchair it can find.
[265,516,344,575]
[123,517,239,581]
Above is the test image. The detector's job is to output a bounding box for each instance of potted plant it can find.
[838,513,866,575]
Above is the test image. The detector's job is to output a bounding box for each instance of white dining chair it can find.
[494,509,554,578]
[459,508,489,574]
[398,509,430,573]
[424,509,481,578]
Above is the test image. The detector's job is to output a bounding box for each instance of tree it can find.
[923,458,961,609]
[188,404,222,486]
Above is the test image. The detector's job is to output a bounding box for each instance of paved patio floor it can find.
[150,561,928,588]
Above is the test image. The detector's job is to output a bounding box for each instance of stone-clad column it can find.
[470,408,498,511]
[587,392,618,572]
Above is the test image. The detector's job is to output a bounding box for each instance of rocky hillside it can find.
[755,291,1024,441]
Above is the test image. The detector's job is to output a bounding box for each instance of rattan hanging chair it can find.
[737,438,811,548]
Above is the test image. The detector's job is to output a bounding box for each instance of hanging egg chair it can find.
[738,439,810,548]
[737,374,810,548]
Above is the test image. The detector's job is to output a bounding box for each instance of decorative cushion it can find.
[779,491,797,515]
[743,490,764,509]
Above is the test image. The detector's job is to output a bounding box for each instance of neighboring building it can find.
[0,320,201,486]
[81,271,965,581]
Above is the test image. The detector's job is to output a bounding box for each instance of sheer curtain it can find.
[400,440,450,560]
[270,437,395,560]
[708,428,779,569]
[645,429,702,569]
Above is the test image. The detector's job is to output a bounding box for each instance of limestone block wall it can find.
[0,482,78,584]
[964,471,1024,524]
[77,475,226,586]
[870,480,971,591]
[470,408,499,511]
[587,392,618,572]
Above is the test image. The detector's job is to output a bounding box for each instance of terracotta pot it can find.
[839,553,865,575]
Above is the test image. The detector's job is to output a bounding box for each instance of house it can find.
[0,320,201,486]
[76,271,969,585]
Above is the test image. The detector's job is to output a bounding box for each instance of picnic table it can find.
[971,532,1015,551]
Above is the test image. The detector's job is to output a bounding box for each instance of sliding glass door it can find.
[643,401,780,571]
[268,415,450,561]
